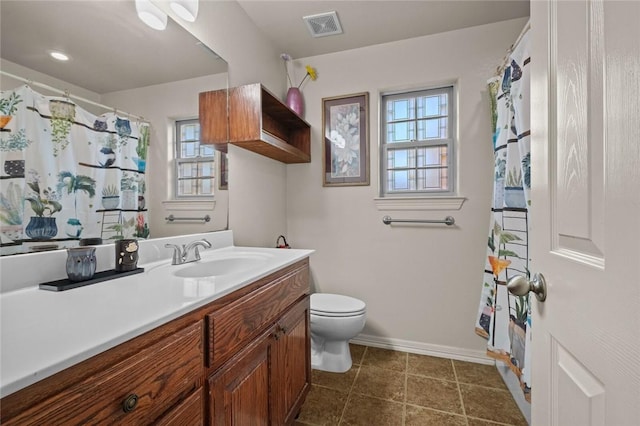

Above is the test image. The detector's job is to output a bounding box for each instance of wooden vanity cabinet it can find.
[200,83,311,164]
[209,297,310,426]
[0,259,311,426]
[1,321,204,426]
[270,297,312,425]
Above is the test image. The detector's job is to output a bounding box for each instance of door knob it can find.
[507,273,547,302]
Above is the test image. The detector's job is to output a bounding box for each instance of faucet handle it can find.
[165,244,184,265]
[193,246,203,261]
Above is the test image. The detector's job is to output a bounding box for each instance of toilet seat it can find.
[311,293,366,317]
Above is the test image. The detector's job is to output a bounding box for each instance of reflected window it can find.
[175,119,215,197]
[381,86,455,195]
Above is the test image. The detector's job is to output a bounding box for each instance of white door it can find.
[530,0,640,424]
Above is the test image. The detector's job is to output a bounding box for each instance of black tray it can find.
[39,268,145,292]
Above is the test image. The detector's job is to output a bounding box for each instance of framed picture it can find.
[322,92,370,186]
[218,151,228,190]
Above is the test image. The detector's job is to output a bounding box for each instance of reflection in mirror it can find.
[0,0,228,256]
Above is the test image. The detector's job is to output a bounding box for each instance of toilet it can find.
[310,293,366,373]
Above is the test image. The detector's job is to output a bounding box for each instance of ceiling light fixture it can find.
[135,0,168,31]
[169,0,199,22]
[49,51,70,61]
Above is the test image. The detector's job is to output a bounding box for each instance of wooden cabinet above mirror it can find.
[200,84,311,163]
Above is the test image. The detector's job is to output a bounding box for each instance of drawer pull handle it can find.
[122,394,139,413]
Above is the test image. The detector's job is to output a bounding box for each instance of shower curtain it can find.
[0,85,150,254]
[475,27,531,401]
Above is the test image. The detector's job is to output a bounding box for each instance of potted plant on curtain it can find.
[0,129,32,176]
[132,124,149,172]
[120,172,137,210]
[98,134,117,168]
[509,294,529,372]
[134,212,149,239]
[137,177,145,210]
[106,215,135,240]
[57,171,97,238]
[24,170,62,239]
[101,184,120,209]
[49,99,76,156]
[504,166,525,208]
[0,92,22,129]
[115,117,131,147]
[0,182,24,241]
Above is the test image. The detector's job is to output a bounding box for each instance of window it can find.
[175,119,215,197]
[381,86,454,196]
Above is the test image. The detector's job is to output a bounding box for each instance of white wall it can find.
[159,0,288,247]
[102,73,228,238]
[285,18,528,353]
[1,59,102,111]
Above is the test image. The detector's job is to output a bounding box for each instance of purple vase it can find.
[286,87,304,117]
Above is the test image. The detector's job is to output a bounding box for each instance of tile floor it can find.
[296,344,527,426]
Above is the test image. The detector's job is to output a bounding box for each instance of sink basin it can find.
[173,254,269,278]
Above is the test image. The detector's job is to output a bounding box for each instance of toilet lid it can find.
[310,293,366,316]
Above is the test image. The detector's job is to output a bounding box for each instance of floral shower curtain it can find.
[475,27,531,401]
[0,85,150,255]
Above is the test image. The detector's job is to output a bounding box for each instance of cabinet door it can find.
[199,90,229,148]
[209,329,272,426]
[271,297,311,426]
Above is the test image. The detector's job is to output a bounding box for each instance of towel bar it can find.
[165,214,211,223]
[382,216,455,226]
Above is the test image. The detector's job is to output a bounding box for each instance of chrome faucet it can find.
[165,243,185,265]
[165,238,212,265]
[184,238,212,263]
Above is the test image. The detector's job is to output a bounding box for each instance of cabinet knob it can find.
[272,324,287,340]
[122,393,139,413]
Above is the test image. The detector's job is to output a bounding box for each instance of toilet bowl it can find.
[310,293,366,373]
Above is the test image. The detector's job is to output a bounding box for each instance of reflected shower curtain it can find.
[475,28,531,401]
[0,85,150,254]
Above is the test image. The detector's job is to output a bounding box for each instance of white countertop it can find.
[0,243,312,398]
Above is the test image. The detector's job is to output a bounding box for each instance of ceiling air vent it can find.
[303,11,343,38]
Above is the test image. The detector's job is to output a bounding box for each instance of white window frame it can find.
[380,85,456,197]
[174,118,215,199]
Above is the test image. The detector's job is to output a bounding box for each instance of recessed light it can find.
[49,51,70,61]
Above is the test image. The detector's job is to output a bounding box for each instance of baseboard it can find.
[350,333,494,365]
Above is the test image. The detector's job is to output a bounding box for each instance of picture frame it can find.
[322,92,370,187]
[218,151,228,190]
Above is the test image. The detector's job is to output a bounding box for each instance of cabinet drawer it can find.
[6,322,203,425]
[207,264,309,369]
[155,387,203,426]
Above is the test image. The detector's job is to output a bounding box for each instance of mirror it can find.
[0,0,229,256]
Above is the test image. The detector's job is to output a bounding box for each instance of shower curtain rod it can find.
[496,20,531,76]
[512,20,531,53]
[0,70,148,123]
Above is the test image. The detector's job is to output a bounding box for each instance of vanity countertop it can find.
[0,244,313,398]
